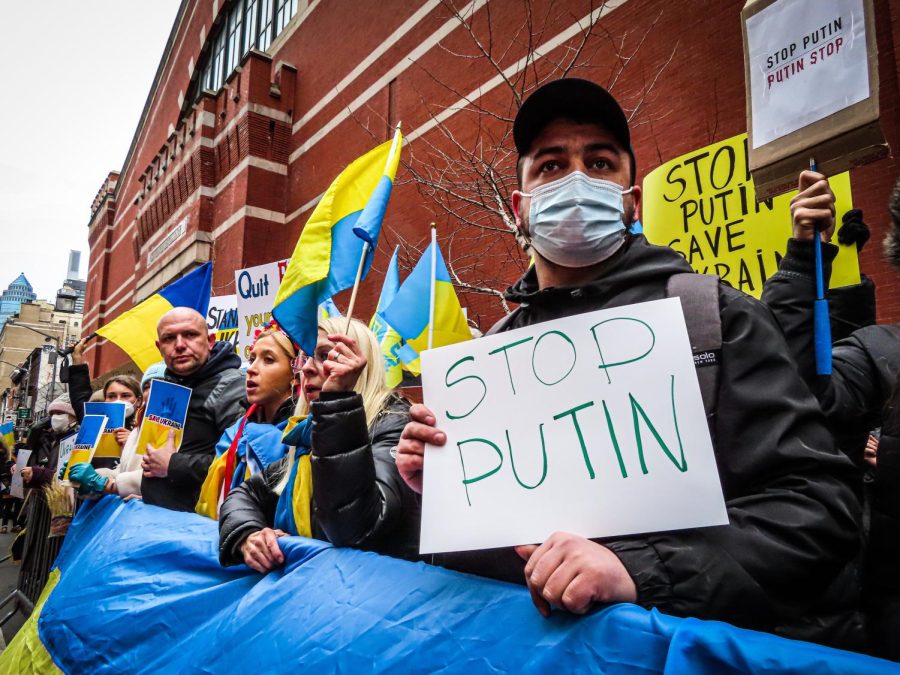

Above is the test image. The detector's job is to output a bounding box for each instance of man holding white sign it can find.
[398,79,862,648]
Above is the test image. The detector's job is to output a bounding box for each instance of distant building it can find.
[0,273,37,330]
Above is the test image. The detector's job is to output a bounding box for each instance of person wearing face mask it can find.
[21,396,77,489]
[395,78,862,649]
[218,317,419,572]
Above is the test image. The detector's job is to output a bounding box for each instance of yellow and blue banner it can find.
[61,415,107,481]
[96,262,213,371]
[0,421,14,449]
[381,238,471,364]
[3,497,895,672]
[272,128,402,355]
[369,246,406,386]
[83,402,126,459]
[134,380,191,456]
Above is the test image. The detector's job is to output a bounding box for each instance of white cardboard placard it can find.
[11,449,32,499]
[234,259,289,362]
[419,298,728,554]
[747,0,869,149]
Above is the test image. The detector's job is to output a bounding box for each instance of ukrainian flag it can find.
[96,262,212,371]
[273,128,402,355]
[369,246,405,387]
[381,238,471,363]
[0,421,14,449]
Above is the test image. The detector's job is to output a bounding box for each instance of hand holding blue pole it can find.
[809,158,832,375]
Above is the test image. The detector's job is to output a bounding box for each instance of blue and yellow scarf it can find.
[273,416,314,537]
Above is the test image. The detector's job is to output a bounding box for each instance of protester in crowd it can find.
[218,317,419,572]
[827,209,877,343]
[762,175,900,659]
[396,78,862,649]
[138,307,244,512]
[21,396,76,489]
[65,363,167,500]
[0,447,15,533]
[195,325,297,519]
[761,176,900,468]
[67,340,144,470]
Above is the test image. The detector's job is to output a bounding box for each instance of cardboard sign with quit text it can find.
[419,298,728,554]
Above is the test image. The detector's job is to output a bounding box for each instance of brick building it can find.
[83,0,900,376]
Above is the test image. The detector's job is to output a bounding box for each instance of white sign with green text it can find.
[419,298,728,554]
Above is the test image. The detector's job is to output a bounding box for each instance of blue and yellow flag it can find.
[83,402,126,459]
[0,421,13,449]
[134,380,192,456]
[96,262,212,371]
[369,246,406,386]
[62,415,107,481]
[5,498,893,673]
[272,128,402,355]
[381,238,471,363]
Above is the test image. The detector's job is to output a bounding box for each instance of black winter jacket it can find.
[219,391,419,563]
[866,382,900,660]
[436,236,861,648]
[761,239,900,464]
[68,363,95,425]
[142,341,244,512]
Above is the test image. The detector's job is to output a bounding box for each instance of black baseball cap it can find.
[513,78,636,184]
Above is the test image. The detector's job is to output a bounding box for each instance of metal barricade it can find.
[16,489,67,606]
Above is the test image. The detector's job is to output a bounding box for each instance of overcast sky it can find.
[0,1,181,302]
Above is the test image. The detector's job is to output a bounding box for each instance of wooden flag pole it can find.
[427,224,437,351]
[344,242,369,332]
[343,123,403,333]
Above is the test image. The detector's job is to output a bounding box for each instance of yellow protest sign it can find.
[641,133,860,297]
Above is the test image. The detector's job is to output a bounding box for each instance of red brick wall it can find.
[84,0,900,376]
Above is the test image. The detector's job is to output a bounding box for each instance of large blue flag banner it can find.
[1,498,892,673]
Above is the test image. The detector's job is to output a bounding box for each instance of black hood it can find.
[166,341,242,387]
[504,235,694,309]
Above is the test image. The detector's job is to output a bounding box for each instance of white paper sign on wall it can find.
[746,0,868,149]
[419,298,728,554]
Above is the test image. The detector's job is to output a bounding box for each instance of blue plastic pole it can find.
[810,158,832,375]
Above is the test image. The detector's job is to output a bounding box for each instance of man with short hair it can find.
[397,79,863,647]
[141,307,244,511]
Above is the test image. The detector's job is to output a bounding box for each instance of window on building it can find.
[186,0,300,108]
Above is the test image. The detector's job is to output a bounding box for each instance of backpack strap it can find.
[485,307,522,336]
[666,273,722,424]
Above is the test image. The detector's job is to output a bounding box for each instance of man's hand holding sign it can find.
[400,298,728,615]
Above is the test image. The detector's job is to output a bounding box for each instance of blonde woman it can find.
[218,318,419,572]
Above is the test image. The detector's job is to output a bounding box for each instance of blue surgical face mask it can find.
[519,171,633,268]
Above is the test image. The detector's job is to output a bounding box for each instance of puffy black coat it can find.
[866,382,900,660]
[142,341,245,512]
[761,239,900,465]
[219,391,419,563]
[67,363,95,425]
[436,235,861,648]
[828,274,877,343]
